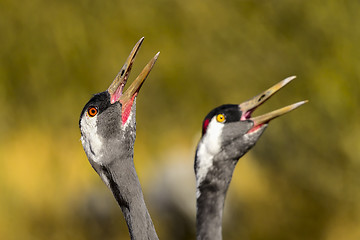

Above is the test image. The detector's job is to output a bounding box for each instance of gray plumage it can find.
[80,93,158,240]
[79,38,159,240]
[194,77,307,240]
[195,105,266,240]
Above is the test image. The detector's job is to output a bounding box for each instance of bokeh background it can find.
[1,0,359,239]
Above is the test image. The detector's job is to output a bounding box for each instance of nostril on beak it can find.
[258,94,266,102]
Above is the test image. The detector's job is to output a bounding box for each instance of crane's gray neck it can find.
[195,153,237,240]
[99,158,159,240]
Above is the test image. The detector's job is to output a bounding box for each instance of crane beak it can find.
[107,37,159,124]
[119,51,160,106]
[118,51,159,124]
[107,37,147,104]
[238,76,308,133]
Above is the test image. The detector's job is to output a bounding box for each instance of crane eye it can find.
[87,107,98,117]
[216,114,225,123]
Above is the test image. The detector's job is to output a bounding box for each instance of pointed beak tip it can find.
[241,76,307,127]
[252,99,308,125]
[294,100,309,108]
[282,75,296,86]
[239,76,298,113]
[138,37,145,44]
[119,50,160,104]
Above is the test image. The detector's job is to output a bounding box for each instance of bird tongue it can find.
[110,85,124,104]
[238,76,308,133]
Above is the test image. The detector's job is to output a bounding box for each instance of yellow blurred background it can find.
[1,0,359,239]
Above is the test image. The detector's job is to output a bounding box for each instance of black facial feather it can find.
[204,104,241,122]
[79,91,112,127]
[202,104,242,135]
[79,91,125,142]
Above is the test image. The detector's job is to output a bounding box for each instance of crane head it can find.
[79,38,159,166]
[194,76,307,191]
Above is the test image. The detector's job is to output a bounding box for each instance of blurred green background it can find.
[1,0,359,239]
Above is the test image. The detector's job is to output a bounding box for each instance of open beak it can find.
[119,51,160,106]
[107,37,160,105]
[239,76,308,133]
[107,37,159,124]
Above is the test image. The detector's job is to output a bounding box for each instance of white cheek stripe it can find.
[80,116,103,163]
[196,119,223,197]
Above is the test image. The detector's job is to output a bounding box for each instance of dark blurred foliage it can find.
[0,0,359,239]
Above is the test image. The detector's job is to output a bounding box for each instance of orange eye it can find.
[216,114,225,123]
[87,107,98,117]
